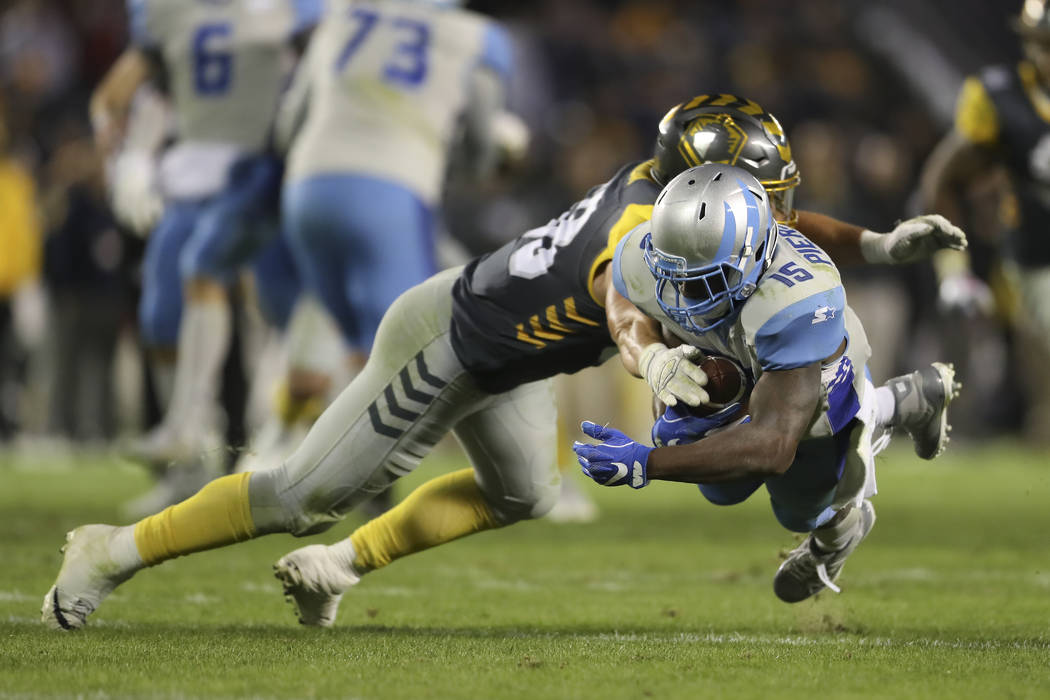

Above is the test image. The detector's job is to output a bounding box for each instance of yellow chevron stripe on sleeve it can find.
[516,323,545,347]
[530,314,565,340]
[546,305,573,333]
[563,297,602,326]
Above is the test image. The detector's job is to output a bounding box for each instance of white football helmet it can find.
[643,163,779,334]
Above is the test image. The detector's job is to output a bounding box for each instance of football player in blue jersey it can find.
[92,0,322,474]
[235,0,518,483]
[42,95,965,629]
[575,163,961,602]
[920,0,1050,443]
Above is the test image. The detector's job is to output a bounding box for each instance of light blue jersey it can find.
[614,222,880,531]
[128,0,323,342]
[281,0,512,204]
[614,222,871,440]
[128,0,321,154]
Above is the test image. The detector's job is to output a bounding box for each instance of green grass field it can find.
[1,441,1049,699]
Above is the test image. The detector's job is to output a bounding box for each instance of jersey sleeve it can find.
[754,286,846,371]
[477,23,514,81]
[291,0,325,38]
[954,75,1000,146]
[589,163,659,302]
[126,0,158,50]
[611,223,655,305]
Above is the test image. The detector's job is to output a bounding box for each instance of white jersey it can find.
[614,223,872,441]
[128,0,318,153]
[282,0,512,204]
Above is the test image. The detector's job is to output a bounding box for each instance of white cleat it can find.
[886,362,961,460]
[41,525,137,630]
[773,500,876,603]
[273,545,360,628]
[545,476,599,524]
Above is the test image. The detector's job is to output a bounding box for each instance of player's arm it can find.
[573,361,821,488]
[917,75,1003,311]
[90,48,155,156]
[457,23,517,178]
[598,262,661,377]
[648,362,821,483]
[600,250,709,407]
[796,209,967,266]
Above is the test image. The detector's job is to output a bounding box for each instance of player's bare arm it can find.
[919,130,997,225]
[90,48,154,155]
[598,261,660,377]
[648,360,824,483]
[599,260,710,407]
[797,208,967,266]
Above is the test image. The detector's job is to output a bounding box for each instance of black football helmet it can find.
[652,94,801,225]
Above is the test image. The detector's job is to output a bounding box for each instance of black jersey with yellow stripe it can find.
[959,62,1050,265]
[450,160,661,393]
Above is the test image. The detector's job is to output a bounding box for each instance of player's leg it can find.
[282,174,439,515]
[274,377,560,626]
[122,202,215,517]
[235,234,342,474]
[139,156,282,459]
[770,376,882,603]
[877,362,960,459]
[41,268,466,629]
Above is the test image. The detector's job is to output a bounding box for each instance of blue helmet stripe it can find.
[715,200,737,261]
[737,178,762,255]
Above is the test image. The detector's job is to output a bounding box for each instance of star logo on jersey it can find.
[812,306,836,324]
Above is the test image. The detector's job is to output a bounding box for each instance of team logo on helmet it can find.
[677,114,749,169]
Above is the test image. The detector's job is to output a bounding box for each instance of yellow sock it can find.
[134,472,255,566]
[272,382,298,425]
[350,469,501,573]
[273,381,326,426]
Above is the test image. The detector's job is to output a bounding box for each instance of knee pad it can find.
[770,500,836,534]
[246,466,344,537]
[697,478,762,506]
[484,477,560,525]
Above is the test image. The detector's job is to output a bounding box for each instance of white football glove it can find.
[108,149,164,237]
[938,272,995,318]
[859,214,968,265]
[637,342,709,407]
[492,110,530,166]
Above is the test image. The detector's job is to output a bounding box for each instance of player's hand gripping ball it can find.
[692,355,747,414]
[651,355,749,447]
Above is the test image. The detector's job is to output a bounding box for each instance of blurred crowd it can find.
[0,0,1034,448]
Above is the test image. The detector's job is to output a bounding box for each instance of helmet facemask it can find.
[644,164,779,335]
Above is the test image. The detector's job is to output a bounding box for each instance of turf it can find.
[1,441,1049,699]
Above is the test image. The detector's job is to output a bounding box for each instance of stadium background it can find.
[0,0,1032,446]
[2,3,1049,697]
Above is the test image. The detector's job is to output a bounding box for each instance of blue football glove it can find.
[651,402,743,447]
[573,421,653,489]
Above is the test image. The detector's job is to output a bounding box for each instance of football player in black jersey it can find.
[42,94,967,630]
[920,0,1050,443]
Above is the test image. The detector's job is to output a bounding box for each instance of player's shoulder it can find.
[742,226,846,370]
[608,159,662,205]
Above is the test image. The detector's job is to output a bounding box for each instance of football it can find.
[691,355,748,416]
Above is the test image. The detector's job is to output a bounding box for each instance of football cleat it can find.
[887,362,961,459]
[773,500,876,603]
[41,525,137,630]
[273,545,360,628]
